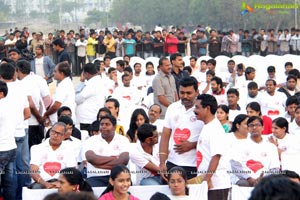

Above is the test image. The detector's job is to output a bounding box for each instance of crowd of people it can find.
[0,25,300,200]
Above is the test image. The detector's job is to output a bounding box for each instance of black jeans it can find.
[166,161,197,180]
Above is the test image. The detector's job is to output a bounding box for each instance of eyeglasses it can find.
[248,123,262,128]
[50,129,64,136]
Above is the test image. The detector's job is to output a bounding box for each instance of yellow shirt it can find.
[86,37,98,56]
[103,37,116,53]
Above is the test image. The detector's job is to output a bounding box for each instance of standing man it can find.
[194,94,231,200]
[30,45,55,84]
[159,76,204,180]
[52,38,70,64]
[170,53,189,94]
[75,34,87,74]
[152,57,178,119]
[43,62,76,125]
[76,63,105,131]
[103,31,116,59]
[64,32,76,75]
[86,31,98,63]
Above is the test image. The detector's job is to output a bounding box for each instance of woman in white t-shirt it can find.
[268,117,300,175]
[289,105,300,135]
[167,167,194,200]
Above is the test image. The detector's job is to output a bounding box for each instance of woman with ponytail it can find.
[99,165,139,200]
[58,168,93,193]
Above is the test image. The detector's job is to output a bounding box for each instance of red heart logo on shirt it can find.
[109,89,113,94]
[123,96,131,101]
[267,110,280,116]
[196,151,203,169]
[43,162,62,177]
[173,128,191,145]
[246,160,264,173]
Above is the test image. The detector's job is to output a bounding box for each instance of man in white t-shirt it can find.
[0,80,18,200]
[194,94,231,200]
[30,122,77,189]
[130,123,161,185]
[43,62,76,125]
[159,76,204,181]
[260,79,286,120]
[16,60,45,148]
[227,88,246,122]
[1,62,32,198]
[84,115,129,187]
[75,63,105,131]
[231,116,280,187]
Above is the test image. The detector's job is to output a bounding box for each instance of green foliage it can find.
[110,0,299,30]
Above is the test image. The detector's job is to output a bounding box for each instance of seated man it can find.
[84,114,130,187]
[30,122,77,189]
[130,123,161,185]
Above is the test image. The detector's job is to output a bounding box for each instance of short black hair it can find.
[227,88,239,97]
[286,95,299,107]
[170,53,182,63]
[265,79,276,86]
[196,94,218,115]
[122,73,130,80]
[287,75,297,82]
[285,62,293,68]
[105,98,120,109]
[0,80,8,97]
[179,76,198,91]
[58,115,73,126]
[99,114,117,126]
[57,106,72,117]
[52,38,65,48]
[16,60,31,75]
[159,57,169,66]
[57,62,71,77]
[247,116,263,126]
[267,66,275,73]
[288,69,300,79]
[207,59,216,66]
[0,63,15,80]
[137,123,157,143]
[248,81,258,89]
[97,107,111,120]
[108,67,116,74]
[211,76,223,88]
[116,60,125,68]
[124,67,133,74]
[83,63,97,75]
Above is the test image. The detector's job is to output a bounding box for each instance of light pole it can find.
[295,0,298,28]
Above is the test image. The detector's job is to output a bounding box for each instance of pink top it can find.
[99,191,140,200]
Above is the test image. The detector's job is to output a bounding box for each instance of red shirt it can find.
[262,115,272,135]
[166,36,178,54]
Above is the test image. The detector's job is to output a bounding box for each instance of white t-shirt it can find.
[260,91,286,120]
[0,97,17,151]
[21,75,42,126]
[50,77,76,124]
[75,75,105,124]
[196,118,231,190]
[289,121,300,135]
[232,137,280,180]
[35,57,45,77]
[269,134,300,176]
[113,86,142,105]
[30,139,77,181]
[167,195,194,200]
[129,142,160,184]
[226,133,249,184]
[7,81,29,137]
[84,134,130,178]
[164,101,204,167]
[63,136,82,162]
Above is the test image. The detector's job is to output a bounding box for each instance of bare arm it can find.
[157,95,171,107]
[159,127,171,181]
[203,154,221,189]
[86,151,129,170]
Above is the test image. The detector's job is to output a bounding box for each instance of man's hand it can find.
[159,163,168,182]
[174,141,193,154]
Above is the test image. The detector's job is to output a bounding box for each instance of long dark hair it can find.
[60,168,93,192]
[167,167,189,195]
[100,165,131,197]
[230,114,248,132]
[127,109,149,141]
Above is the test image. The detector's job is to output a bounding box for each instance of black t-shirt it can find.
[153,37,164,53]
[177,37,187,53]
[57,49,70,64]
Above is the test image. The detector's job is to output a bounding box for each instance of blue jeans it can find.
[87,55,96,63]
[14,136,25,200]
[144,51,153,59]
[86,175,109,187]
[22,129,31,186]
[140,175,162,185]
[0,148,17,200]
